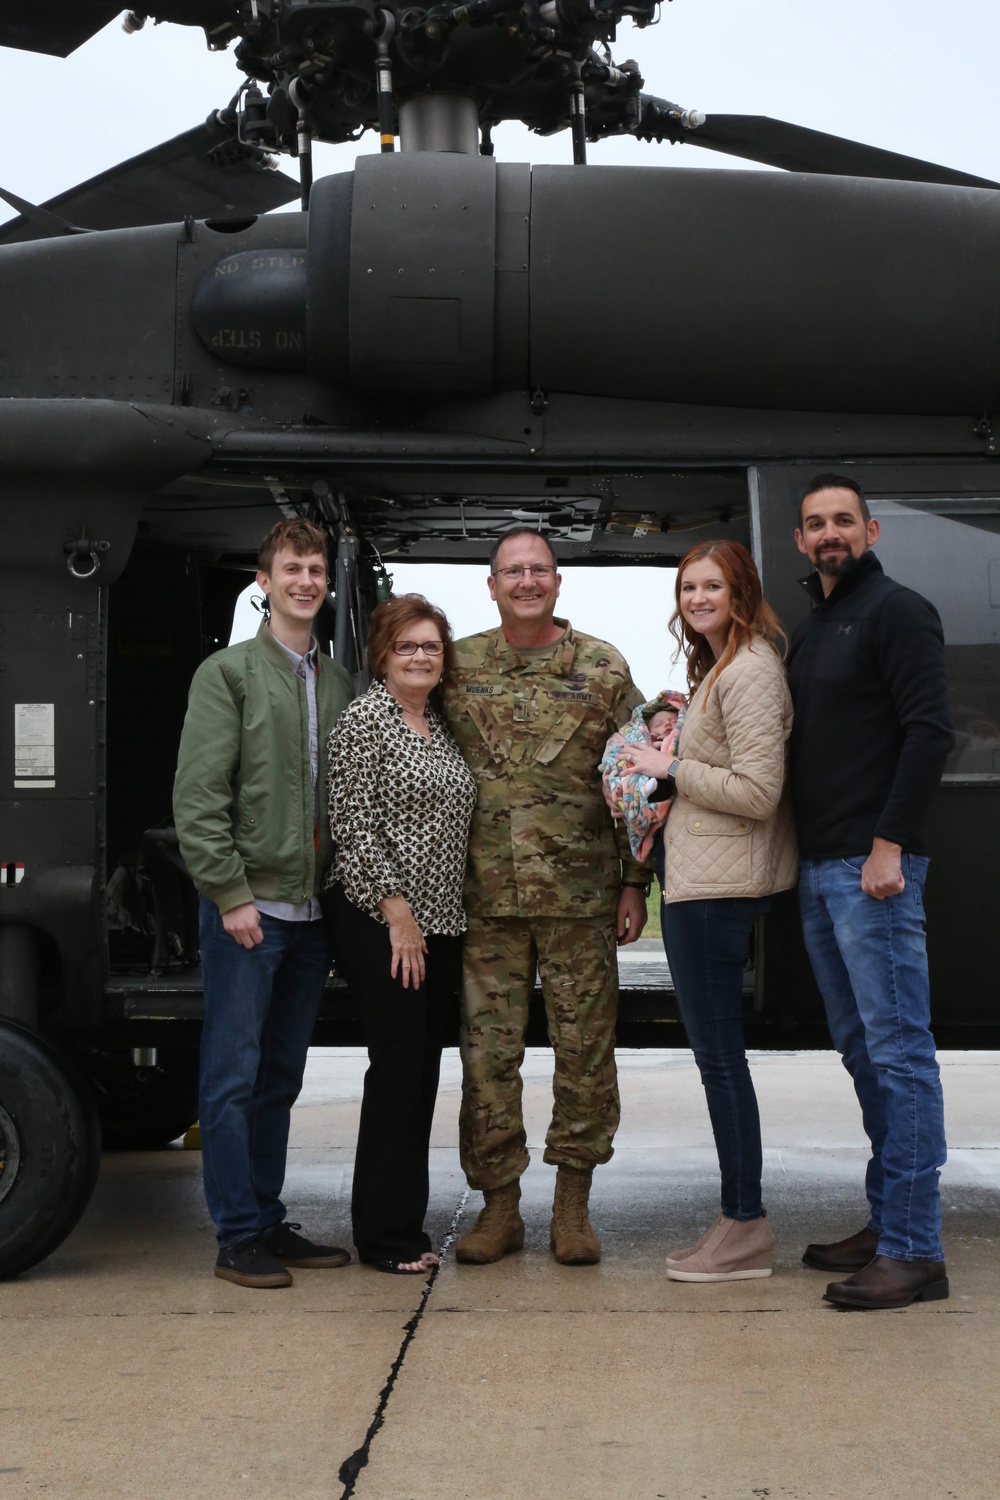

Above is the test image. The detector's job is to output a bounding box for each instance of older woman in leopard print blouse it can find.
[324,593,476,1276]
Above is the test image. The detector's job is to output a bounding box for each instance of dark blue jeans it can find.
[799,856,946,1262]
[198,898,330,1248]
[660,895,771,1221]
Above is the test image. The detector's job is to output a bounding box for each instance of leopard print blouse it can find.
[326,681,477,934]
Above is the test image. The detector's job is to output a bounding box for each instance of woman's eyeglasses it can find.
[393,640,444,656]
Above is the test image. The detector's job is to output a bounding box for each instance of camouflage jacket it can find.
[443,619,650,919]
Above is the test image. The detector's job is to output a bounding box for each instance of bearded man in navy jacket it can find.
[788,474,954,1311]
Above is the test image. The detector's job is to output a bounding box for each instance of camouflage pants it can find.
[459,916,620,1190]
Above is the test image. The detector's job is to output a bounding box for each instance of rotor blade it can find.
[0,1,122,56]
[0,119,302,246]
[669,110,999,189]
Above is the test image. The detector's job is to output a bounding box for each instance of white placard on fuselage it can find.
[14,703,55,788]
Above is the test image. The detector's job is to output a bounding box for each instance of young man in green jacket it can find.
[174,518,354,1287]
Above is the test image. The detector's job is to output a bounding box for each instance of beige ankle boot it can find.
[666,1210,774,1281]
[665,1213,724,1264]
[455,1181,525,1265]
[550,1166,601,1265]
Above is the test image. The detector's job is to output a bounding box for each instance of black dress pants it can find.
[324,886,463,1263]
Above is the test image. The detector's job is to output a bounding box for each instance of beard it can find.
[814,546,860,578]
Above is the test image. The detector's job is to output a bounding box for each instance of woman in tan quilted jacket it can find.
[624,539,797,1282]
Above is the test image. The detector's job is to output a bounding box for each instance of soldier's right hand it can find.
[602,770,621,819]
[222,902,265,948]
[380,895,428,989]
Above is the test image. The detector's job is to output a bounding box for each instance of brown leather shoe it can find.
[802,1224,879,1272]
[824,1254,948,1310]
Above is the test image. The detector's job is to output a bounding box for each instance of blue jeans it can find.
[199,898,330,1248]
[798,856,946,1262]
[660,895,771,1221]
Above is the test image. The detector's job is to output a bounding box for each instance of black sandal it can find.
[365,1255,433,1276]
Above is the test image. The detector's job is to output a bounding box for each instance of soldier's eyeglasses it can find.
[493,564,557,580]
[393,640,444,656]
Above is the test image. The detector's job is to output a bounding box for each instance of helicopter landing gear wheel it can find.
[0,1020,102,1280]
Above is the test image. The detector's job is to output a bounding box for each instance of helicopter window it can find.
[204,217,260,234]
[869,498,1000,780]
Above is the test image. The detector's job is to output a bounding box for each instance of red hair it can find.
[669,540,786,698]
[367,593,456,694]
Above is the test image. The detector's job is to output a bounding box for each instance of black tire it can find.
[90,1047,201,1150]
[0,1020,102,1280]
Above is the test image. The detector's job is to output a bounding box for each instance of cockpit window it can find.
[871,498,1000,779]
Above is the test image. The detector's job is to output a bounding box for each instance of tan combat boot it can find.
[550,1166,601,1265]
[455,1181,525,1265]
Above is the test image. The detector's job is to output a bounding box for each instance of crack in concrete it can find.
[0,1303,454,1322]
[0,1300,978,1325]
[430,1305,790,1315]
[429,1305,976,1316]
[336,1187,470,1499]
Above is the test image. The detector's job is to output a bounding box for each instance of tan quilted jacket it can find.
[662,639,798,903]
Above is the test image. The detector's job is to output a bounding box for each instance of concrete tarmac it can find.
[2,1047,999,1500]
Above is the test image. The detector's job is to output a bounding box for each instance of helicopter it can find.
[1,0,999,1280]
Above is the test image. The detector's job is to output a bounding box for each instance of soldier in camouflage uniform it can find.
[442,529,651,1265]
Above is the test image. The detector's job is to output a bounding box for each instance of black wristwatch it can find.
[622,881,652,894]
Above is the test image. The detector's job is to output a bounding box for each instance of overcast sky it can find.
[232,564,691,699]
[6,2,1000,201]
[8,4,999,690]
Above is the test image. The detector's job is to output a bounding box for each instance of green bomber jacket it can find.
[173,622,353,913]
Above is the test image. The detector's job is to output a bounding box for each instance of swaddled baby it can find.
[600,691,687,861]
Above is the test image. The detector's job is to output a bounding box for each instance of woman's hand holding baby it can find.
[623,743,676,779]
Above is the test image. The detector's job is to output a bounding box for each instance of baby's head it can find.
[647,708,679,751]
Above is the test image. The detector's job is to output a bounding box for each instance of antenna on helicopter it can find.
[287,77,315,209]
[0,186,86,239]
[374,11,398,155]
[567,60,587,165]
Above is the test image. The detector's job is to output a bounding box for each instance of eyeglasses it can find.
[393,640,444,656]
[493,565,557,581]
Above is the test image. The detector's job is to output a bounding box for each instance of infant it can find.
[647,706,680,755]
[600,691,687,861]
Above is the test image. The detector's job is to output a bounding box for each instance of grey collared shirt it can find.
[256,633,322,923]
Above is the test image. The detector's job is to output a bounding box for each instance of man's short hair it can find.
[258,518,329,574]
[799,473,871,526]
[488,528,558,575]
